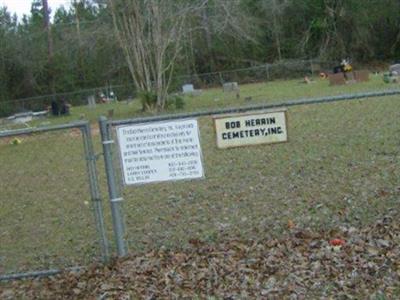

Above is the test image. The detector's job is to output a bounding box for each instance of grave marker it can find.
[182,84,194,94]
[389,64,400,74]
[182,84,202,96]
[354,70,370,82]
[329,73,346,86]
[87,95,96,108]
[223,82,239,92]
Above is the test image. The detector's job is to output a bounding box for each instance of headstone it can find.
[60,101,70,115]
[389,64,400,74]
[182,84,202,96]
[7,112,33,124]
[329,73,346,86]
[223,82,239,92]
[354,70,370,82]
[87,95,96,107]
[345,72,356,83]
[182,84,194,94]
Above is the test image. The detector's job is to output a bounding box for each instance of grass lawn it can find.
[0,75,399,274]
[6,73,394,127]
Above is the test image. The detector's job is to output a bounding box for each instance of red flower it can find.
[329,238,345,246]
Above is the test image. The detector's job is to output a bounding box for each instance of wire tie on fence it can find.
[111,197,124,203]
[85,155,97,161]
[102,140,114,145]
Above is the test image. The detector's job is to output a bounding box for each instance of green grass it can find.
[4,74,394,128]
[0,76,399,274]
[122,95,400,251]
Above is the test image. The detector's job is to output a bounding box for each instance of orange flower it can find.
[329,238,345,246]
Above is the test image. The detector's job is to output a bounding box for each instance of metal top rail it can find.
[0,267,83,282]
[0,121,89,138]
[109,89,400,127]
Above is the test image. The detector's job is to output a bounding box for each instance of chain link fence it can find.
[173,59,336,90]
[0,84,136,118]
[100,90,400,256]
[0,60,338,118]
[1,89,399,281]
[1,59,393,120]
[0,122,109,279]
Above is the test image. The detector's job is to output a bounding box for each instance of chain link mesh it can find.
[110,95,400,253]
[3,59,391,118]
[0,127,103,275]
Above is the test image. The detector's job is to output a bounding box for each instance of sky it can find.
[1,0,71,19]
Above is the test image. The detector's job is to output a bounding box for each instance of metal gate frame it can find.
[99,89,400,257]
[0,121,109,281]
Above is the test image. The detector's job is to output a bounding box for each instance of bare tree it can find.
[189,0,257,72]
[205,0,257,41]
[42,0,56,96]
[109,0,189,110]
[260,0,290,61]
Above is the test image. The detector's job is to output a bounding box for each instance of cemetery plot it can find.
[1,78,398,278]
[329,70,370,86]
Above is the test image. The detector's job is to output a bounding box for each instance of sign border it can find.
[213,108,289,149]
[115,118,205,186]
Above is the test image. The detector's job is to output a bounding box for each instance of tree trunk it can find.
[74,1,86,87]
[271,0,282,61]
[202,0,217,72]
[42,0,56,97]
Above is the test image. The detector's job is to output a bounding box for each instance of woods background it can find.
[1,0,400,113]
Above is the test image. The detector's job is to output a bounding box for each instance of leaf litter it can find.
[1,209,400,299]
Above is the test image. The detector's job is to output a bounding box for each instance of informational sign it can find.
[214,109,288,149]
[116,119,204,185]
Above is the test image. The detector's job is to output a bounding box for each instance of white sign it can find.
[116,119,204,185]
[214,109,288,149]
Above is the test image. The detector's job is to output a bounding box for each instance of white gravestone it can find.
[87,95,96,107]
[182,84,195,94]
[223,82,239,92]
[182,84,202,96]
[390,64,400,75]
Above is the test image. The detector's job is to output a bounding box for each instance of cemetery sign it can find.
[116,119,204,185]
[214,109,288,149]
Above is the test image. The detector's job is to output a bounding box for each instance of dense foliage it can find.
[1,0,400,109]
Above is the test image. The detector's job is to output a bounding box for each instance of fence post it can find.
[99,116,127,257]
[80,123,110,262]
[266,64,270,81]
[310,59,314,77]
